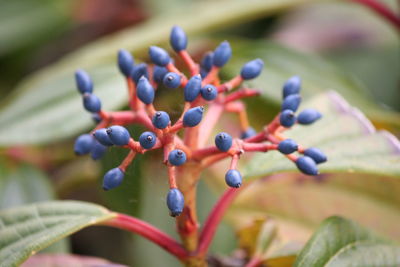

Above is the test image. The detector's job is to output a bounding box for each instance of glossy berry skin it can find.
[166,188,184,217]
[163,72,181,89]
[170,26,187,52]
[118,49,134,77]
[139,131,157,149]
[152,111,170,129]
[201,52,213,72]
[278,139,298,154]
[93,128,114,146]
[168,149,186,166]
[280,109,296,128]
[215,132,233,152]
[83,93,101,113]
[241,127,256,139]
[225,169,242,188]
[103,168,125,190]
[91,140,107,160]
[213,41,232,67]
[281,94,301,112]
[137,76,155,104]
[75,70,93,94]
[240,59,264,80]
[283,76,301,98]
[106,126,131,146]
[153,66,168,84]
[296,156,319,175]
[149,46,171,66]
[297,109,322,125]
[74,134,94,155]
[131,63,149,84]
[183,106,204,127]
[304,147,327,164]
[184,75,202,102]
[200,84,217,101]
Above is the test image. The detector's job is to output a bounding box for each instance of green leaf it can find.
[294,216,400,267]
[0,201,116,266]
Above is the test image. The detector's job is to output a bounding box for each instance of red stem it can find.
[245,256,263,267]
[352,0,400,29]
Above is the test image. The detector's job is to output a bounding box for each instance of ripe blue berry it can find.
[168,149,186,166]
[170,25,187,52]
[281,94,301,112]
[83,93,101,113]
[106,125,131,146]
[163,72,181,89]
[297,109,322,125]
[213,41,232,67]
[149,46,171,66]
[296,156,319,175]
[183,106,204,127]
[225,169,242,188]
[241,127,256,139]
[74,134,94,155]
[280,109,296,128]
[131,63,149,84]
[153,66,168,83]
[201,52,213,72]
[93,128,114,146]
[184,75,202,102]
[304,147,327,164]
[167,188,184,217]
[283,76,301,98]
[200,84,217,101]
[92,113,102,123]
[152,111,170,129]
[240,59,264,80]
[118,49,134,77]
[75,70,93,94]
[215,132,233,152]
[137,76,155,104]
[139,131,157,149]
[278,139,298,154]
[103,167,125,190]
[91,140,107,160]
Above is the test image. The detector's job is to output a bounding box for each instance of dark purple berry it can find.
[153,66,168,83]
[93,128,114,146]
[215,132,233,152]
[75,69,93,94]
[278,139,298,154]
[170,25,187,52]
[184,75,202,102]
[280,109,296,128]
[297,109,322,125]
[304,148,327,164]
[240,59,264,80]
[103,167,125,190]
[118,49,134,77]
[283,76,301,98]
[137,76,155,104]
[149,46,171,66]
[92,113,102,123]
[200,84,217,101]
[168,149,186,166]
[91,139,107,160]
[241,127,256,139]
[183,106,204,127]
[225,169,242,188]
[106,125,130,146]
[83,93,101,113]
[163,72,181,89]
[139,131,157,149]
[74,134,94,155]
[213,41,232,67]
[167,188,184,217]
[296,156,319,175]
[152,111,170,129]
[281,94,301,112]
[131,63,149,84]
[201,52,213,72]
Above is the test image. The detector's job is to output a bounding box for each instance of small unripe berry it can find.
[163,72,181,89]
[296,156,319,175]
[168,149,186,166]
[184,75,202,102]
[103,167,125,190]
[106,125,130,146]
[152,111,170,129]
[75,70,93,94]
[118,49,134,77]
[83,93,101,113]
[240,59,264,80]
[183,106,204,127]
[283,76,301,98]
[240,127,256,139]
[225,169,242,188]
[91,140,107,160]
[131,63,149,84]
[281,94,301,112]
[280,109,296,128]
[149,46,171,66]
[166,188,184,217]
[278,139,298,154]
[93,128,114,146]
[153,66,168,83]
[213,41,232,67]
[139,131,157,149]
[297,109,322,125]
[215,132,233,152]
[92,113,102,123]
[201,52,214,72]
[200,84,217,101]
[137,76,155,104]
[74,134,94,155]
[170,25,187,52]
[304,147,327,164]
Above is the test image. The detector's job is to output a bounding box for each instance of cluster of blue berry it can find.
[74,26,326,217]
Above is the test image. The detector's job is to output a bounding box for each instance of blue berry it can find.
[74,134,94,155]
[137,76,155,104]
[75,70,93,94]
[240,59,264,80]
[168,149,186,166]
[278,139,298,154]
[163,72,181,89]
[283,76,301,98]
[91,139,107,160]
[215,132,233,152]
[92,113,102,123]
[103,167,125,190]
[170,25,187,52]
[93,128,114,146]
[241,127,256,139]
[304,148,327,164]
[118,49,134,77]
[152,111,170,129]
[131,63,149,84]
[153,66,168,84]
[149,46,171,66]
[200,69,208,78]
[201,52,213,72]
[225,169,242,188]
[184,75,202,102]
[183,106,204,127]
[167,188,184,217]
[106,125,131,146]
[297,109,322,125]
[296,156,319,175]
[83,93,101,113]
[280,109,296,128]
[281,94,301,112]
[200,84,217,101]
[139,131,157,149]
[213,41,232,67]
